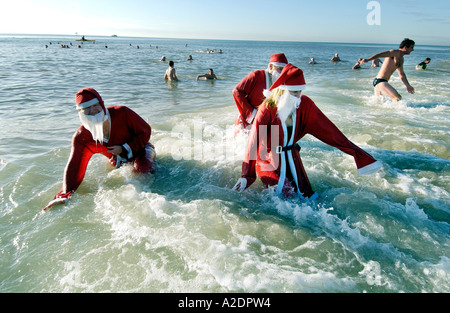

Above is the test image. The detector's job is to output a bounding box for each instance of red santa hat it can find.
[75,88,106,114]
[269,53,288,67]
[269,63,306,92]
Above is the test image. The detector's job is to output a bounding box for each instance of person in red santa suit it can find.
[44,88,156,210]
[233,53,288,133]
[233,64,382,199]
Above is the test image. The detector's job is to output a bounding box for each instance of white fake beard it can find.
[78,110,107,143]
[277,92,301,123]
[271,70,281,83]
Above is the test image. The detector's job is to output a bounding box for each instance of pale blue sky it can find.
[1,0,449,45]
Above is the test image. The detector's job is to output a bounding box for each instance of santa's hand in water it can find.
[232,178,247,192]
[43,191,72,210]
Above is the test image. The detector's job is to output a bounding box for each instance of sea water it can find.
[0,35,449,293]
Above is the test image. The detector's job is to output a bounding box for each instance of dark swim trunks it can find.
[373,78,388,87]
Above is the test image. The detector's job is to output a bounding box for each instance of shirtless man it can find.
[361,38,415,101]
[164,60,178,81]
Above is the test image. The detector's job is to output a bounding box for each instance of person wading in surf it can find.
[361,38,415,101]
[43,88,156,210]
[233,64,382,199]
[233,53,288,133]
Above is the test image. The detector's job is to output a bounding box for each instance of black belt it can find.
[276,143,301,154]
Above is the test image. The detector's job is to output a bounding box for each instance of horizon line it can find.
[1,32,449,48]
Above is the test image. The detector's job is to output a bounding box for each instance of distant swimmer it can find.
[330,53,341,62]
[309,57,317,64]
[43,88,156,210]
[164,60,178,81]
[361,38,415,101]
[372,58,383,67]
[416,58,431,70]
[352,58,363,70]
[160,56,166,62]
[186,55,193,61]
[196,69,217,80]
[233,53,288,132]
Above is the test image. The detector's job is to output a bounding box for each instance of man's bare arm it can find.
[397,64,415,94]
[362,49,395,63]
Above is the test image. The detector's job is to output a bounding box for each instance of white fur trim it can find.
[308,192,319,200]
[265,70,270,89]
[233,178,247,192]
[247,108,257,124]
[358,161,382,175]
[279,85,306,91]
[76,98,99,110]
[276,113,298,195]
[270,62,287,67]
[122,143,133,159]
[263,70,272,98]
[263,89,272,98]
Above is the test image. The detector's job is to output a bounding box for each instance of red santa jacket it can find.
[241,95,379,198]
[233,70,271,128]
[61,106,151,195]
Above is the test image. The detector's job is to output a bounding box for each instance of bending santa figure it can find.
[233,64,382,199]
[233,53,288,133]
[44,88,156,210]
